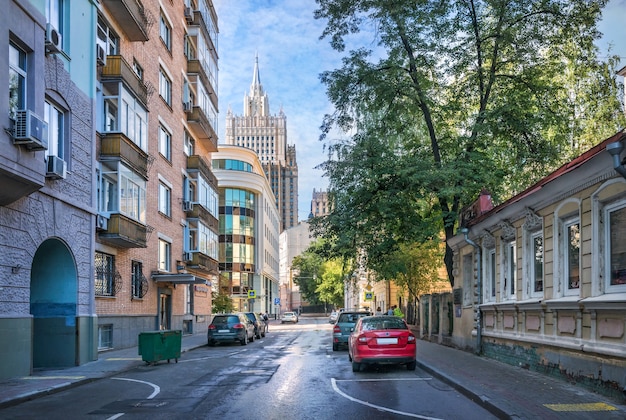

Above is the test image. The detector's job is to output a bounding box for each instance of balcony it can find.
[186,107,218,152]
[185,203,218,231]
[101,55,149,107]
[101,0,150,42]
[186,59,217,109]
[98,213,148,248]
[187,252,219,275]
[100,133,149,179]
[187,155,218,186]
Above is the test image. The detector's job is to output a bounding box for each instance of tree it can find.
[212,293,234,314]
[292,240,346,307]
[313,0,624,286]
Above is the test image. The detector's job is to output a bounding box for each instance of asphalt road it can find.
[0,318,497,420]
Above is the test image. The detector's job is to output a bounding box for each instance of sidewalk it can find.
[1,319,625,418]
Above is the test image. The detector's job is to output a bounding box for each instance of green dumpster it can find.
[138,330,182,365]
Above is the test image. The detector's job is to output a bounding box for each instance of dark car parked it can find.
[244,312,266,339]
[332,310,371,351]
[207,313,255,346]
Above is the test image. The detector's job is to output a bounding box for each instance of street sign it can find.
[274,297,280,305]
[248,290,256,299]
[364,292,373,301]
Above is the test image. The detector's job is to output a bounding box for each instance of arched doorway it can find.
[30,238,77,368]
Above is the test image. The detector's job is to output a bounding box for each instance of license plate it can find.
[377,338,398,345]
[218,329,229,333]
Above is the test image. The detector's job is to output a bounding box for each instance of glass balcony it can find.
[186,107,218,152]
[101,55,149,107]
[100,133,149,179]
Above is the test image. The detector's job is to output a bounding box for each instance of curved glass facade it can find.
[219,188,257,311]
[212,159,253,173]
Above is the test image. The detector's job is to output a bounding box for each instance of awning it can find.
[151,273,210,285]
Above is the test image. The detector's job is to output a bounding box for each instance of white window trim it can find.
[603,198,626,294]
[591,179,626,296]
[501,239,517,301]
[483,247,497,303]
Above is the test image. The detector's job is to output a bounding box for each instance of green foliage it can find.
[212,293,234,314]
[313,0,624,286]
[292,240,346,306]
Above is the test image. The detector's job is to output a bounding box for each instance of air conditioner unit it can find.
[183,252,193,262]
[184,7,193,23]
[96,214,109,231]
[183,101,193,113]
[46,155,67,179]
[45,23,62,54]
[12,110,49,151]
[96,44,107,66]
[182,200,193,211]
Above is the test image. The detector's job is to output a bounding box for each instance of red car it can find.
[348,315,417,372]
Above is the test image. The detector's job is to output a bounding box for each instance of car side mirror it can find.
[350,327,354,332]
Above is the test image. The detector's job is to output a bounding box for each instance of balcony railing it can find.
[187,252,219,275]
[186,107,218,152]
[100,133,149,179]
[101,55,149,107]
[187,155,218,186]
[101,0,151,42]
[185,204,219,231]
[98,213,148,248]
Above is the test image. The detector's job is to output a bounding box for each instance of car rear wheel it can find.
[208,340,215,347]
[351,361,361,372]
[240,334,248,346]
[406,361,416,371]
[332,343,338,351]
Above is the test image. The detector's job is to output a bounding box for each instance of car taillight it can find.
[333,325,341,333]
[208,325,216,330]
[233,323,244,329]
[358,335,368,345]
[408,334,416,342]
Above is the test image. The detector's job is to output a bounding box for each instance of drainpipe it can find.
[461,227,482,355]
[606,140,626,179]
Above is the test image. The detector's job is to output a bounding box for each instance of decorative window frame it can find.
[553,199,581,298]
[591,178,626,296]
[481,232,497,303]
[522,208,544,299]
[499,221,517,301]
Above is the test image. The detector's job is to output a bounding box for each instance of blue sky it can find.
[214,0,626,223]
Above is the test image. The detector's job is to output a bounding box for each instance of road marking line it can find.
[334,377,432,383]
[331,377,443,420]
[23,376,85,380]
[544,402,618,412]
[111,377,160,399]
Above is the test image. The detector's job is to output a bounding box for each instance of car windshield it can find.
[284,312,294,316]
[213,315,239,324]
[338,313,369,323]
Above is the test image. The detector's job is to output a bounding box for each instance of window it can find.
[159,239,171,272]
[606,203,626,289]
[101,86,148,151]
[184,130,194,156]
[462,253,474,306]
[159,182,171,217]
[531,232,544,294]
[98,324,113,350]
[502,240,517,300]
[98,163,146,223]
[484,248,496,302]
[565,219,580,293]
[44,101,65,159]
[95,252,118,296]
[159,125,172,160]
[160,13,172,50]
[159,68,172,106]
[97,15,119,56]
[131,260,146,299]
[9,43,26,118]
[46,0,64,36]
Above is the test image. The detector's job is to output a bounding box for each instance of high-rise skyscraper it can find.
[225,55,298,231]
